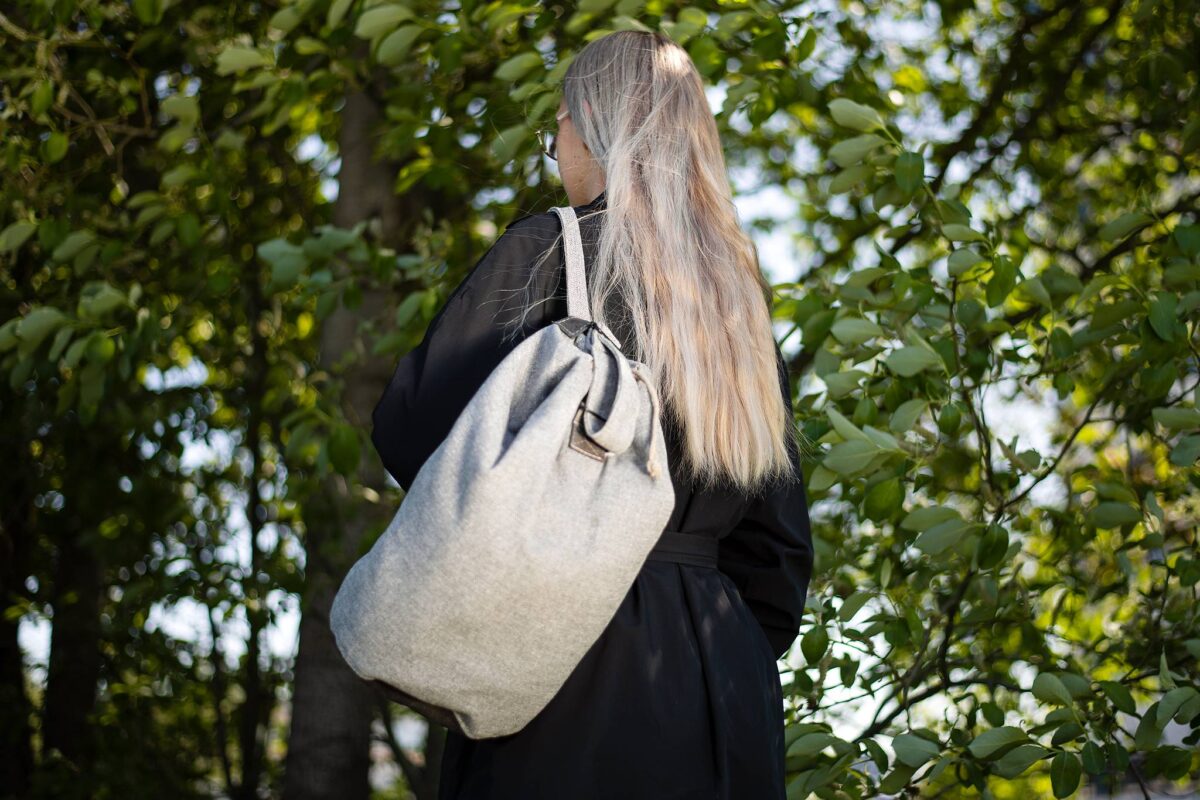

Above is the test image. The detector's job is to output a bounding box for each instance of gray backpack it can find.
[330,204,676,739]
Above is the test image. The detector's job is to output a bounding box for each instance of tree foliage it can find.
[1,0,1197,798]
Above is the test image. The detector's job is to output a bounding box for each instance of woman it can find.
[370,30,815,800]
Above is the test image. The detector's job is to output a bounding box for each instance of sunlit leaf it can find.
[829,98,884,131]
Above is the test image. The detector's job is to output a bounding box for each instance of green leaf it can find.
[1133,704,1162,750]
[830,316,883,346]
[947,247,985,276]
[78,283,128,319]
[52,230,96,262]
[1086,501,1142,529]
[829,134,887,168]
[161,94,200,126]
[1173,222,1200,257]
[826,405,871,443]
[30,80,54,117]
[0,319,20,351]
[888,399,927,434]
[1099,211,1152,241]
[0,221,38,253]
[786,732,837,758]
[393,291,425,328]
[828,98,884,131]
[134,204,166,229]
[1099,681,1136,715]
[1033,673,1074,706]
[1172,692,1200,725]
[132,0,162,24]
[861,425,901,451]
[42,132,69,163]
[78,360,106,409]
[895,151,924,193]
[714,10,754,39]
[149,219,175,247]
[943,223,986,243]
[329,424,361,476]
[214,129,247,150]
[495,52,544,82]
[157,124,193,152]
[268,6,303,35]
[877,763,916,794]
[886,345,942,377]
[491,123,531,165]
[258,238,308,290]
[912,517,970,555]
[354,4,415,39]
[86,333,115,365]
[861,737,889,772]
[47,326,73,362]
[295,36,328,55]
[993,744,1050,778]
[801,625,828,664]
[967,726,1029,760]
[863,477,903,521]
[63,336,88,368]
[1152,407,1200,430]
[1148,292,1180,341]
[828,164,873,194]
[1018,277,1052,308]
[838,590,871,622]
[976,524,1010,569]
[985,254,1018,307]
[327,0,354,28]
[176,213,201,247]
[1159,649,1176,690]
[981,702,1005,728]
[16,307,67,354]
[303,226,359,261]
[216,46,269,75]
[900,505,960,532]
[892,733,940,768]
[1170,435,1200,466]
[376,25,423,65]
[1081,741,1106,774]
[822,439,879,475]
[1050,751,1082,798]
[1158,687,1198,725]
[663,7,708,43]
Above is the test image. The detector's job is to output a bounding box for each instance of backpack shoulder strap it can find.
[551,204,625,350]
[551,205,590,322]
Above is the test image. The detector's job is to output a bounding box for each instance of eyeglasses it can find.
[537,109,570,161]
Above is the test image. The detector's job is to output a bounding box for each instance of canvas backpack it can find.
[330,204,676,739]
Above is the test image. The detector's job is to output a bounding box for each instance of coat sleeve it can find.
[717,341,816,661]
[370,219,554,491]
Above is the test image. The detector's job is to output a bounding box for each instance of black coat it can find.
[370,189,815,799]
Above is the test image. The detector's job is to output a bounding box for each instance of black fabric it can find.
[646,530,721,567]
[369,189,815,799]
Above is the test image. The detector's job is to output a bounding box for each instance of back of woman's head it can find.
[557,30,804,495]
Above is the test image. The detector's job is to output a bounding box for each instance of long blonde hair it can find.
[515,30,803,495]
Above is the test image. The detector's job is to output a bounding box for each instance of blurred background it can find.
[1,0,1198,797]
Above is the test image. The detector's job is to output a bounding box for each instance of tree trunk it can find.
[0,473,32,798]
[283,84,406,799]
[42,531,102,771]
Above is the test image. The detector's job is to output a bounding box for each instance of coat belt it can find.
[644,530,720,568]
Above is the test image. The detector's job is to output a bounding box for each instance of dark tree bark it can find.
[283,85,404,800]
[0,463,33,798]
[42,531,102,769]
